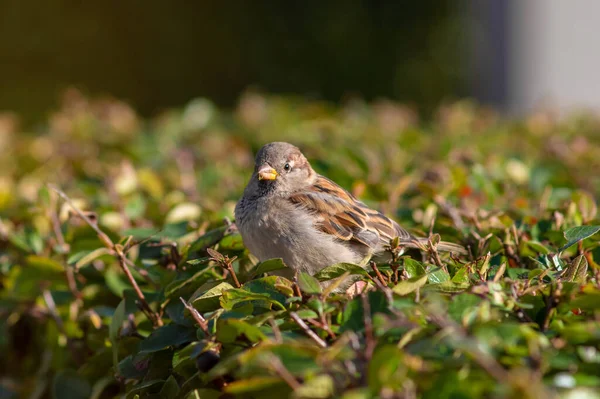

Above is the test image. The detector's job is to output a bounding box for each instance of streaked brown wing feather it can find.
[289,175,412,250]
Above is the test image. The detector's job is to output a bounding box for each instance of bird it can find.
[235,142,466,281]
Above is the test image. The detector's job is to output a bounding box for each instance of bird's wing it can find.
[288,175,412,250]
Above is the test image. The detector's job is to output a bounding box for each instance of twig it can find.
[48,191,83,300]
[48,184,112,247]
[207,248,241,288]
[541,282,561,332]
[370,262,388,286]
[49,192,67,250]
[115,248,162,327]
[503,230,522,268]
[361,293,375,361]
[49,184,163,328]
[124,257,160,289]
[180,297,210,335]
[307,318,336,339]
[427,237,447,273]
[289,312,327,348]
[268,317,283,343]
[268,355,301,390]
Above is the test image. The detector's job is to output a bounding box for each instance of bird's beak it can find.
[257,165,278,181]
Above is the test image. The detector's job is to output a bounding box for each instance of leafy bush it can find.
[1,91,600,398]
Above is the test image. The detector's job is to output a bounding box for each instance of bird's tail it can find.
[411,237,468,255]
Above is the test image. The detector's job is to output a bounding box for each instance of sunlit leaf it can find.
[560,226,600,252]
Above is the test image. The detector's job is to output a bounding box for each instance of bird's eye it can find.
[284,163,291,171]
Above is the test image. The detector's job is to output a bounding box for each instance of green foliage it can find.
[2,94,600,398]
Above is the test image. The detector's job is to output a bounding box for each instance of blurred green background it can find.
[0,0,466,122]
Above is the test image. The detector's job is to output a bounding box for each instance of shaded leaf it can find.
[52,370,91,399]
[139,324,197,353]
[110,300,127,367]
[252,258,288,276]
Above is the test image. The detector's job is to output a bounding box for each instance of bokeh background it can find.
[3,0,599,123]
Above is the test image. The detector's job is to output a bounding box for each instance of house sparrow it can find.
[235,142,466,279]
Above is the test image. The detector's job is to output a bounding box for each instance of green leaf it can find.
[313,262,368,281]
[341,291,390,333]
[105,267,131,297]
[295,375,335,398]
[188,226,228,253]
[110,300,126,367]
[164,266,215,299]
[224,377,288,395]
[392,274,428,296]
[525,240,551,255]
[403,258,426,278]
[451,266,470,283]
[448,293,481,322]
[217,319,267,344]
[52,370,91,399]
[252,258,288,276]
[297,272,322,294]
[26,255,64,272]
[561,255,589,283]
[74,247,113,269]
[191,281,234,312]
[427,266,450,283]
[159,375,180,399]
[220,288,286,311]
[139,324,197,353]
[218,233,245,250]
[560,225,600,252]
[367,345,404,393]
[422,281,470,293]
[125,380,164,399]
[243,276,291,306]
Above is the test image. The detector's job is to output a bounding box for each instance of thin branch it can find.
[124,257,160,289]
[427,237,447,273]
[370,262,388,286]
[49,184,162,328]
[306,318,336,339]
[268,317,283,343]
[289,312,327,348]
[361,293,375,361]
[48,190,83,300]
[207,248,241,288]
[48,184,113,247]
[268,355,301,390]
[180,297,210,335]
[49,192,67,250]
[116,247,163,327]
